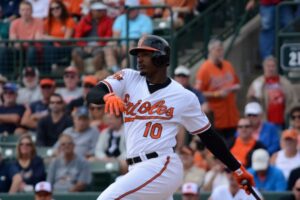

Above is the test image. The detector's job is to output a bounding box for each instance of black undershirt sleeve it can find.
[86,82,110,105]
[198,127,241,171]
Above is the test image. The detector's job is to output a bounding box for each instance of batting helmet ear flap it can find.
[152,51,169,68]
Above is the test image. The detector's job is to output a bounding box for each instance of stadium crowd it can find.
[0,0,300,200]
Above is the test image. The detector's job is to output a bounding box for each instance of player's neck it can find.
[146,71,168,84]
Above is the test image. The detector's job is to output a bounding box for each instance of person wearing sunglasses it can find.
[20,78,56,132]
[245,101,280,155]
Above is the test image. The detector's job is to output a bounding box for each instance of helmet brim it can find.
[129,46,159,56]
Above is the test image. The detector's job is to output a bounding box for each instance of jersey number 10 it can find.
[143,122,163,139]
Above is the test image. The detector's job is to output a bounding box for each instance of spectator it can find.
[72,2,117,73]
[9,134,46,193]
[67,75,98,113]
[179,146,205,189]
[17,67,42,105]
[0,74,8,105]
[248,148,286,191]
[245,101,280,155]
[89,103,108,133]
[62,0,83,20]
[289,105,300,146]
[0,147,16,192]
[36,93,73,147]
[247,56,297,128]
[246,0,294,59]
[209,170,263,200]
[57,106,99,158]
[181,182,200,200]
[20,78,56,132]
[56,66,82,104]
[202,158,229,191]
[47,134,92,192]
[34,181,53,200]
[271,129,300,180]
[280,178,300,200]
[0,0,21,39]
[288,168,300,191]
[43,0,76,72]
[0,83,25,135]
[195,39,240,147]
[230,117,266,168]
[113,0,153,68]
[27,0,50,19]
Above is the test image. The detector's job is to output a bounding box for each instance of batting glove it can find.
[233,165,255,195]
[103,93,125,116]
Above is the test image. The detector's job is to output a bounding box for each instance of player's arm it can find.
[198,127,255,193]
[86,82,124,116]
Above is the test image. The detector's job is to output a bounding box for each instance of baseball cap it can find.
[90,2,108,10]
[174,65,190,76]
[64,66,79,75]
[35,181,52,193]
[125,0,140,7]
[23,67,37,76]
[182,182,199,195]
[251,149,269,171]
[0,74,7,83]
[245,102,262,115]
[3,83,18,93]
[74,106,89,118]
[282,129,298,140]
[40,78,55,87]
[83,75,98,86]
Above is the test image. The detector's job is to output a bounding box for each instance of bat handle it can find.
[241,179,261,200]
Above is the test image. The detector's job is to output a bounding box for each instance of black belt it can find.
[126,147,175,165]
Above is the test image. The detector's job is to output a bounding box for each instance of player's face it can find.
[137,51,157,77]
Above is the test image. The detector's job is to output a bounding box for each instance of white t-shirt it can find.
[102,69,211,157]
[210,185,262,200]
[56,87,83,104]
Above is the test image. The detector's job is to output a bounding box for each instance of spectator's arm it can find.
[0,114,20,124]
[46,159,56,185]
[72,160,91,191]
[20,106,36,129]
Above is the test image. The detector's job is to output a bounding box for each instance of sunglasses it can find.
[50,100,63,104]
[60,142,73,146]
[41,85,53,89]
[20,142,32,146]
[237,125,251,129]
[64,74,76,79]
[291,115,300,120]
[247,114,258,117]
[51,6,61,11]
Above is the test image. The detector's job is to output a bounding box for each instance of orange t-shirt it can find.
[44,17,75,38]
[196,60,240,129]
[230,137,256,166]
[9,18,44,39]
[63,0,83,16]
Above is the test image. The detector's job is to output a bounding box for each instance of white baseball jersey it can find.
[102,69,211,158]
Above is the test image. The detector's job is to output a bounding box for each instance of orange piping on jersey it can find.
[191,123,211,135]
[115,156,170,200]
[124,115,173,122]
[101,80,113,93]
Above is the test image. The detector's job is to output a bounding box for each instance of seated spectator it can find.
[113,0,153,68]
[209,170,263,200]
[36,93,73,147]
[230,117,265,168]
[9,134,46,193]
[27,0,50,19]
[0,1,44,72]
[245,101,280,155]
[67,75,98,113]
[179,146,205,189]
[47,134,92,192]
[43,0,76,72]
[0,74,8,105]
[181,182,200,200]
[248,148,286,191]
[280,178,300,200]
[289,105,300,147]
[0,147,16,192]
[17,67,42,105]
[0,83,25,135]
[271,129,300,180]
[56,66,82,104]
[72,2,117,73]
[0,0,21,39]
[20,78,56,132]
[202,158,229,191]
[247,56,297,129]
[57,106,99,158]
[34,181,53,200]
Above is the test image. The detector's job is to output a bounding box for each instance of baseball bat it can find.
[241,180,261,200]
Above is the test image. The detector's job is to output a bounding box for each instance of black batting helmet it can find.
[129,35,170,67]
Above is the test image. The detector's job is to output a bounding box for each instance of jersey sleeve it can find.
[101,69,134,97]
[180,93,211,135]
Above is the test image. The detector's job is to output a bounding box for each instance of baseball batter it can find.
[87,35,254,200]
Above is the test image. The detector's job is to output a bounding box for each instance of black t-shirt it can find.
[36,113,73,147]
[30,100,48,113]
[0,104,25,134]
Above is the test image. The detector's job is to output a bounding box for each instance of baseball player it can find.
[87,35,254,200]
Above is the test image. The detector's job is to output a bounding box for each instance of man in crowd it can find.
[34,181,53,200]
